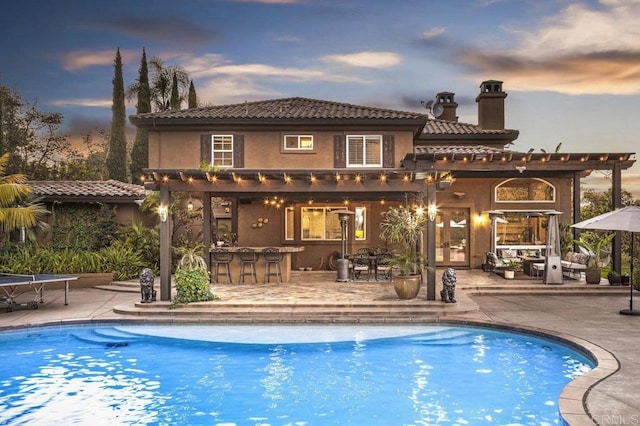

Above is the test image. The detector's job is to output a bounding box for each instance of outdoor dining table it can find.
[347,252,393,281]
[519,255,546,276]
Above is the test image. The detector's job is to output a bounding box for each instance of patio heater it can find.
[544,211,563,285]
[485,210,504,254]
[333,210,354,282]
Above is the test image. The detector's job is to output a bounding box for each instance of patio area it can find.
[0,268,638,425]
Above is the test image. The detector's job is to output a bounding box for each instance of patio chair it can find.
[375,252,394,281]
[262,247,283,284]
[482,251,509,273]
[237,248,259,284]
[350,253,372,281]
[211,248,233,283]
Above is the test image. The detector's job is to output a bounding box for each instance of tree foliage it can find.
[0,152,49,241]
[0,85,78,177]
[106,48,128,182]
[581,188,639,220]
[147,56,190,112]
[130,48,151,182]
[188,80,198,108]
[170,72,181,110]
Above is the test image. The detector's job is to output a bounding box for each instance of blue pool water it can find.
[0,324,593,425]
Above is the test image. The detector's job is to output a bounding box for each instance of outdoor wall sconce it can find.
[437,179,452,190]
[473,213,487,226]
[158,205,168,223]
[428,203,437,222]
[187,199,194,211]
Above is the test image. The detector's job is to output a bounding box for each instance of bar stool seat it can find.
[237,248,259,284]
[211,248,233,283]
[262,247,283,284]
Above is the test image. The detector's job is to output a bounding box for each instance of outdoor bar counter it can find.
[209,246,305,283]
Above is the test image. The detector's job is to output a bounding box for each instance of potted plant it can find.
[504,260,520,279]
[607,270,622,286]
[379,206,427,299]
[573,232,615,284]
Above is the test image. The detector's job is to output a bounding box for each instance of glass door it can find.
[435,208,470,267]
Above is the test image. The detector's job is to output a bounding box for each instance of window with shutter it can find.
[208,135,233,167]
[346,135,382,167]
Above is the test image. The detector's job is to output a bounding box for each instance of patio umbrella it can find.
[571,206,640,316]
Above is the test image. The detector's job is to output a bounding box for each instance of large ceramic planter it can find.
[504,270,515,279]
[393,275,421,299]
[585,268,602,284]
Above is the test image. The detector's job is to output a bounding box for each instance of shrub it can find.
[118,222,159,274]
[49,204,118,251]
[173,266,216,305]
[99,241,146,281]
[172,249,217,305]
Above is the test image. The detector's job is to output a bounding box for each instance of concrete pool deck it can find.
[0,269,638,425]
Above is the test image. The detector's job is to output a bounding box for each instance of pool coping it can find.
[0,317,617,425]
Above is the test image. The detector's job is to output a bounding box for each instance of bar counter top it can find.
[209,246,305,253]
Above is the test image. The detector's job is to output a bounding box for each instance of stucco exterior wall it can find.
[147,129,415,170]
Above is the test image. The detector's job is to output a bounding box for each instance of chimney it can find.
[475,80,506,130]
[435,91,458,122]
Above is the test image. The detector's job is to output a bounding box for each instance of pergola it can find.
[402,145,636,279]
[143,147,635,302]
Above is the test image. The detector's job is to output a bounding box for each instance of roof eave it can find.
[129,116,427,131]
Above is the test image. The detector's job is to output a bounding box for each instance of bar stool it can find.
[237,248,258,284]
[211,248,233,283]
[262,247,283,284]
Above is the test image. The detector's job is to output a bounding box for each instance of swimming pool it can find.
[0,324,593,425]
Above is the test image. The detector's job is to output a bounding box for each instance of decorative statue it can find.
[140,268,156,303]
[440,267,457,303]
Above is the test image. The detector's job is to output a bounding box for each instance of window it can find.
[211,135,234,167]
[354,207,366,240]
[495,178,555,202]
[496,211,548,247]
[301,207,343,240]
[347,135,382,167]
[284,135,313,150]
[285,207,294,240]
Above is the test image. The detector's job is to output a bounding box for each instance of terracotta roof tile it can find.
[422,119,519,136]
[27,180,147,200]
[131,97,429,121]
[414,145,506,155]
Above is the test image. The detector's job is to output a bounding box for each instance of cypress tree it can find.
[188,80,198,108]
[106,48,128,182]
[130,48,151,182]
[170,72,180,110]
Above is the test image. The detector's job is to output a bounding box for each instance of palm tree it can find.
[0,153,48,241]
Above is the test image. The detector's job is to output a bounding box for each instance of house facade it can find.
[130,80,635,301]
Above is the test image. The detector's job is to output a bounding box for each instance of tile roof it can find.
[130,96,519,139]
[422,119,519,136]
[131,97,429,121]
[413,145,506,155]
[27,180,147,201]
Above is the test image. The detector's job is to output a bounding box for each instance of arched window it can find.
[495,178,555,202]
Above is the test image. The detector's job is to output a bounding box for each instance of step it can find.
[71,329,140,346]
[112,302,479,321]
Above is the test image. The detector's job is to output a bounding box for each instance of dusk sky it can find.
[1,0,639,197]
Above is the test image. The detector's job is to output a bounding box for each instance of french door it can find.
[434,208,470,267]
